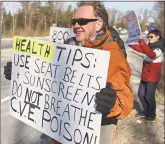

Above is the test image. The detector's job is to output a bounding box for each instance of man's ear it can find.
[96,19,103,32]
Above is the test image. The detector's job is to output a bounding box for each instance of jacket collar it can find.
[148,38,165,52]
[83,27,111,48]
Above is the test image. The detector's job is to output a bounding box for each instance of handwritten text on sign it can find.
[49,27,74,44]
[10,36,110,144]
[126,10,141,45]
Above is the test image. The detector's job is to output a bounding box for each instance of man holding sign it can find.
[51,1,133,144]
[4,1,133,144]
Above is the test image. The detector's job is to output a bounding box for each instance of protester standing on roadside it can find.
[129,29,164,121]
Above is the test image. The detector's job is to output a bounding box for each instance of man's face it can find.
[73,5,100,42]
[148,33,159,43]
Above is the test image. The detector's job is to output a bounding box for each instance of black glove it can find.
[4,61,12,80]
[95,82,117,116]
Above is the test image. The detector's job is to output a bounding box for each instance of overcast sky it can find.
[3,1,155,14]
[104,2,154,11]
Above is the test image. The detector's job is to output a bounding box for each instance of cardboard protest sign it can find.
[49,27,74,43]
[10,36,110,144]
[126,10,141,45]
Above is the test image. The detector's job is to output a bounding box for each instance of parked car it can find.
[120,29,128,34]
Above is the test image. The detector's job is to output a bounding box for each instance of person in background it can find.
[149,23,156,32]
[128,29,164,121]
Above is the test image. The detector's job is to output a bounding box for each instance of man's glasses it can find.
[148,36,156,39]
[71,18,98,26]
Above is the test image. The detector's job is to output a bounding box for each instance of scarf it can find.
[83,27,111,48]
[148,38,164,52]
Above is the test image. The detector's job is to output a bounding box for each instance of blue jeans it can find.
[138,80,158,118]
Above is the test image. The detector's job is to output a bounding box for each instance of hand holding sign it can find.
[126,10,142,45]
[95,82,117,116]
[4,61,12,80]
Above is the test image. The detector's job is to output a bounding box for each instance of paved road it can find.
[1,37,49,49]
[1,36,163,144]
[1,48,43,144]
[1,39,13,49]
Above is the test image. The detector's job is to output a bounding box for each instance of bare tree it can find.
[21,2,30,31]
[0,1,3,33]
[50,2,63,25]
[136,8,155,31]
[107,8,118,26]
[29,2,41,33]
[154,1,164,36]
[0,1,2,50]
[154,2,165,90]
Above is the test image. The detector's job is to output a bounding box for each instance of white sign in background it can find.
[10,37,110,144]
[126,10,142,45]
[49,27,75,44]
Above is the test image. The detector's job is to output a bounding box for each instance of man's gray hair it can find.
[77,1,109,27]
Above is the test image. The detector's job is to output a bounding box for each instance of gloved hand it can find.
[95,82,117,116]
[4,61,12,80]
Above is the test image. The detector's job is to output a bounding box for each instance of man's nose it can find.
[73,22,81,28]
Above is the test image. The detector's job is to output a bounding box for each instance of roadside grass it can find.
[156,89,164,105]
[156,69,164,105]
[2,29,49,38]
